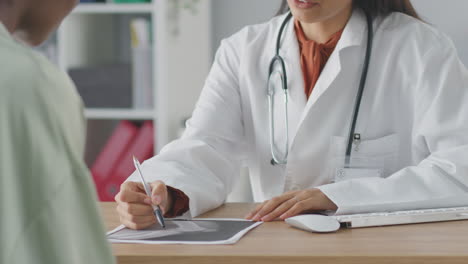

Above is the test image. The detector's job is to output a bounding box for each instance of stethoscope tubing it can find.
[344,11,374,165]
[269,13,293,165]
[268,10,373,166]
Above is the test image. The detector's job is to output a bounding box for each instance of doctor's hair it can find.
[277,0,421,20]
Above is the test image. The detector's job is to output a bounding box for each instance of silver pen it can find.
[132,156,166,228]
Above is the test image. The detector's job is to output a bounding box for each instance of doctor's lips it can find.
[294,0,319,9]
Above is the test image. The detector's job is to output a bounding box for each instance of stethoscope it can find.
[268,11,374,166]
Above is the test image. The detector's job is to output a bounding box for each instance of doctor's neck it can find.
[295,4,352,43]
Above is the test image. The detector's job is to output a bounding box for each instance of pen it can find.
[132,156,166,228]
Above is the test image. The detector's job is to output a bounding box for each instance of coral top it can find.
[294,19,344,98]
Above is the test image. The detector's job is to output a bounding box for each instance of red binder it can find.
[91,121,139,201]
[106,121,155,198]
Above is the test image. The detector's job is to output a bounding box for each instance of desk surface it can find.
[101,202,468,264]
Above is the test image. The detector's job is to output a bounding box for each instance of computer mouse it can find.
[285,214,340,233]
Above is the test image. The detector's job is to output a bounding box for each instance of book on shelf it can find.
[107,121,155,196]
[114,0,152,4]
[79,0,105,3]
[91,120,139,201]
[69,64,132,108]
[91,121,155,201]
[130,18,153,109]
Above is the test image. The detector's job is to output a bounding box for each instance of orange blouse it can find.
[294,19,344,99]
[165,20,345,217]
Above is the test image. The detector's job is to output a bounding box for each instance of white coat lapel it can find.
[281,19,307,111]
[291,9,368,146]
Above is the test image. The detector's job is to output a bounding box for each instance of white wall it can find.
[412,0,468,66]
[211,0,282,56]
[166,0,213,140]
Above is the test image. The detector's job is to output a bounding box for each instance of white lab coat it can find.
[128,9,468,217]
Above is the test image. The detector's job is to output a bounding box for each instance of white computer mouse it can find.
[285,214,340,233]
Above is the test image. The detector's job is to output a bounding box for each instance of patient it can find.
[0,0,114,263]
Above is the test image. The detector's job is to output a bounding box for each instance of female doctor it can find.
[115,0,468,229]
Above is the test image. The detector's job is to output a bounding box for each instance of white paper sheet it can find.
[107,218,262,245]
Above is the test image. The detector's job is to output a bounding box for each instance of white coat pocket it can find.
[327,133,400,181]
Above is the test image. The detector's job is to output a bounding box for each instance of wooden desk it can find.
[101,202,468,264]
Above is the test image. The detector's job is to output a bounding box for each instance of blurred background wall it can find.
[211,0,281,53]
[412,0,468,66]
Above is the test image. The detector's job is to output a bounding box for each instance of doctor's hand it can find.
[245,189,337,222]
[115,180,174,230]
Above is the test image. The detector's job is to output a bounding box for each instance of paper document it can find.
[107,218,261,245]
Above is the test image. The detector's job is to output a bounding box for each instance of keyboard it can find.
[333,207,468,228]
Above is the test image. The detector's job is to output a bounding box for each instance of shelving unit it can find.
[57,2,159,156]
[50,0,212,162]
[84,108,155,120]
[73,3,153,14]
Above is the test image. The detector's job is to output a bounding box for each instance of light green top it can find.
[0,23,115,264]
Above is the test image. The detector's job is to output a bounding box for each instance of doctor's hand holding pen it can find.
[115,180,174,230]
[245,189,338,222]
